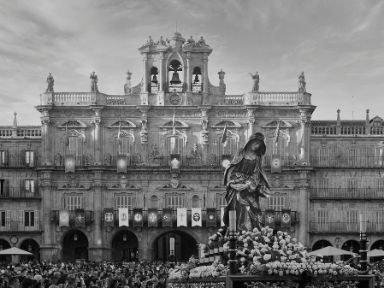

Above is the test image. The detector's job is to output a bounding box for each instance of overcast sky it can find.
[0,0,383,125]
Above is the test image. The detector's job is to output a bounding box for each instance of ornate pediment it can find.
[60,120,87,128]
[370,116,383,124]
[110,120,137,128]
[161,120,189,129]
[212,120,242,129]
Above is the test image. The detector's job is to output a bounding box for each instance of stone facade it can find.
[0,32,383,262]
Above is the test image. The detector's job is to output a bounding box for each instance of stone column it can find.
[39,170,56,261]
[92,107,103,165]
[297,171,310,247]
[159,52,165,92]
[247,109,256,139]
[41,109,53,166]
[89,170,104,261]
[143,54,148,93]
[202,54,208,93]
[299,109,311,163]
[186,53,191,92]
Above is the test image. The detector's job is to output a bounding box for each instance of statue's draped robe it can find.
[223,152,272,231]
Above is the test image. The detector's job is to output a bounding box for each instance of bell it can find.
[151,74,158,83]
[170,71,181,84]
[193,74,200,83]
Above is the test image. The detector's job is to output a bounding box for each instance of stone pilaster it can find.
[92,107,103,165]
[297,171,310,247]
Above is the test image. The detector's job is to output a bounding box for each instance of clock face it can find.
[134,213,142,222]
[169,93,181,105]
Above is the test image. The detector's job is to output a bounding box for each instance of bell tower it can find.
[138,32,214,106]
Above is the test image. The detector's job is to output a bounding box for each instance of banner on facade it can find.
[59,210,69,227]
[264,209,275,228]
[220,207,225,227]
[64,155,76,173]
[271,154,282,173]
[191,208,202,227]
[133,209,143,228]
[162,209,173,227]
[281,209,291,228]
[117,155,128,173]
[206,208,217,227]
[104,208,114,227]
[119,208,129,227]
[148,209,158,228]
[177,208,187,227]
[75,209,85,227]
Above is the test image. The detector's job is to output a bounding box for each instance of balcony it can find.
[311,155,384,168]
[0,188,41,200]
[309,221,384,234]
[310,188,384,200]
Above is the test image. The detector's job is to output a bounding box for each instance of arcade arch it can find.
[153,230,198,262]
[0,239,11,264]
[62,230,88,261]
[111,230,138,262]
[19,238,40,262]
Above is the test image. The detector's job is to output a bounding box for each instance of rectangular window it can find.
[0,179,5,196]
[346,210,358,232]
[268,196,285,211]
[115,194,133,209]
[64,194,83,210]
[24,180,35,193]
[0,151,6,166]
[24,210,35,227]
[165,194,185,209]
[166,137,184,156]
[316,210,329,231]
[25,151,34,167]
[0,211,5,227]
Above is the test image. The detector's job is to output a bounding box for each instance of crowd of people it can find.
[0,260,172,288]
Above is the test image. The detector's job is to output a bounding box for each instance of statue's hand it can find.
[230,183,249,191]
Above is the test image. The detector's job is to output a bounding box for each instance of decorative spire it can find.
[124,71,132,95]
[13,112,17,128]
[366,109,370,124]
[337,109,341,123]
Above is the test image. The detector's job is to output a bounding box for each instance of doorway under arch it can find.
[0,239,11,264]
[341,240,359,261]
[62,230,88,262]
[111,230,138,262]
[19,238,40,262]
[312,239,332,251]
[371,239,384,250]
[153,230,198,262]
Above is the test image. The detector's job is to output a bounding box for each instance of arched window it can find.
[168,59,183,92]
[165,136,184,155]
[150,67,159,94]
[150,195,159,209]
[191,195,200,208]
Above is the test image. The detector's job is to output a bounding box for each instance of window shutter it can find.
[34,210,38,228]
[22,179,26,193]
[19,210,24,229]
[4,179,9,197]
[6,210,11,229]
[3,150,8,166]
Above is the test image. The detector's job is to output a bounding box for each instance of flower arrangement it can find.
[168,227,360,283]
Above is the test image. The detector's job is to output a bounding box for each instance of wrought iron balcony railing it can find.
[310,188,384,200]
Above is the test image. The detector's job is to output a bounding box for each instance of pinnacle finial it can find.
[13,112,17,128]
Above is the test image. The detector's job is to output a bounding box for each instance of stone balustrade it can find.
[0,127,41,138]
[41,92,96,105]
[243,92,311,106]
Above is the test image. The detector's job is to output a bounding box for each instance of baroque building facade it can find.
[0,32,383,262]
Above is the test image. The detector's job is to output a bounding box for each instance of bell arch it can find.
[62,229,89,261]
